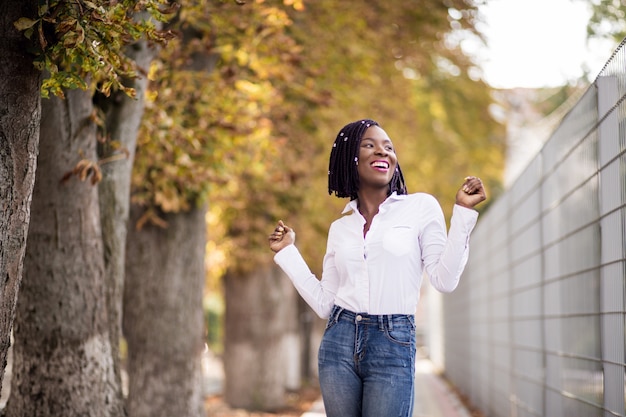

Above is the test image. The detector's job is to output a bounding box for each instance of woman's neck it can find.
[356,189,388,221]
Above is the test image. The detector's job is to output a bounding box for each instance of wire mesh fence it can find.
[440,38,626,417]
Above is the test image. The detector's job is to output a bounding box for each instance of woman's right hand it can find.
[268,220,295,253]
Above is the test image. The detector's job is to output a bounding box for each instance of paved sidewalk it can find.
[302,358,472,417]
[202,347,472,417]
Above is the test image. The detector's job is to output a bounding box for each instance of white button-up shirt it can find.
[274,192,478,318]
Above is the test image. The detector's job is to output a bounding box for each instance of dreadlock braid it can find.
[328,119,408,200]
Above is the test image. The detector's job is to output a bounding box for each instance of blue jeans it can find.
[318,305,416,417]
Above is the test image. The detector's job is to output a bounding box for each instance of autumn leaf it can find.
[13,17,38,31]
[14,0,176,98]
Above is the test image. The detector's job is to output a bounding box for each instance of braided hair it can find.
[328,119,408,200]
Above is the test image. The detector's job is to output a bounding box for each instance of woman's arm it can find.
[422,203,478,292]
[422,177,486,292]
[269,221,338,318]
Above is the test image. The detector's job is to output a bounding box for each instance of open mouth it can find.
[371,161,390,170]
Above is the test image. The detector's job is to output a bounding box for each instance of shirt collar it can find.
[341,192,407,215]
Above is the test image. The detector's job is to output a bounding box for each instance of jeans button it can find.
[356,315,362,322]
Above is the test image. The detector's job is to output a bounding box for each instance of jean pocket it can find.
[385,317,416,345]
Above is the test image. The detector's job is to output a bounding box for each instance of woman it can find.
[268,119,486,417]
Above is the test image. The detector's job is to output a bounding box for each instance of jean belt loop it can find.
[387,315,393,331]
[330,305,337,322]
[377,315,384,331]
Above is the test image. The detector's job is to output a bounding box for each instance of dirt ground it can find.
[204,385,321,417]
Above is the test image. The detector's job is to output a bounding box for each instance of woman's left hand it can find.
[455,176,487,209]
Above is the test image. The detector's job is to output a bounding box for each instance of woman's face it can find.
[356,126,398,192]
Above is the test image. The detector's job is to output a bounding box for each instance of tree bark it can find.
[223,265,300,411]
[97,32,158,391]
[5,91,125,417]
[0,0,41,393]
[124,205,206,417]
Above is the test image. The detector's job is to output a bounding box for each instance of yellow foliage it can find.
[133,0,304,282]
[133,0,507,285]
[283,0,305,11]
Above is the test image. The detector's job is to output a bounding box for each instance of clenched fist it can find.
[268,220,295,253]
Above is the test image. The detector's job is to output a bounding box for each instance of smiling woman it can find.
[268,118,487,417]
[356,124,399,199]
[328,119,406,200]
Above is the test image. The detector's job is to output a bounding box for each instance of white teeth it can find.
[371,161,389,169]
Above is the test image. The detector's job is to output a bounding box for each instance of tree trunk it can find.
[124,205,206,417]
[5,91,125,417]
[223,265,300,411]
[97,31,158,391]
[0,0,41,393]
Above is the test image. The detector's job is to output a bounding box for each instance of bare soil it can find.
[204,385,321,417]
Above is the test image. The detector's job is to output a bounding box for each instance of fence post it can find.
[597,75,625,417]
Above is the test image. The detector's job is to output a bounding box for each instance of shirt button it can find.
[356,315,363,322]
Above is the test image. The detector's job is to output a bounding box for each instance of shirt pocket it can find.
[382,225,415,257]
